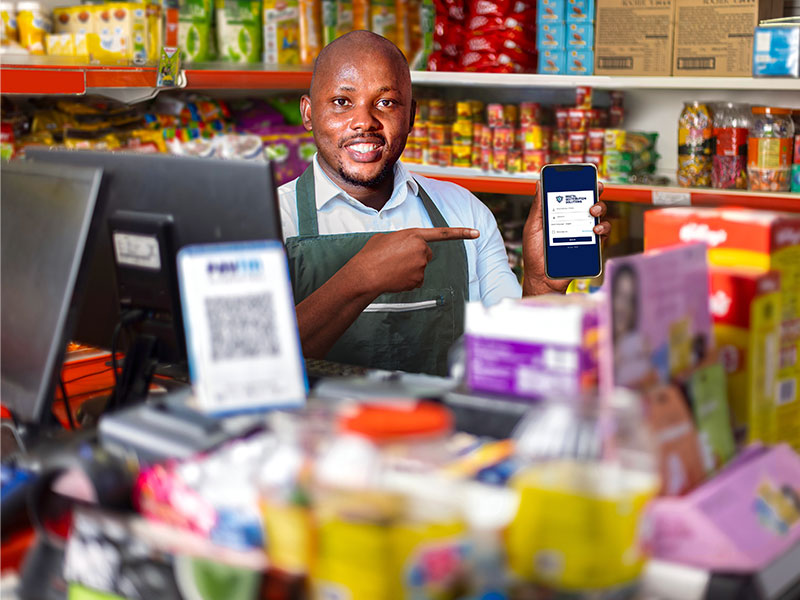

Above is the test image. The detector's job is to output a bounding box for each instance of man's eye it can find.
[378,99,396,107]
[333,98,350,107]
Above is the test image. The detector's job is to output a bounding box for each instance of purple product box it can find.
[567,21,594,48]
[648,444,800,571]
[567,49,594,74]
[567,0,595,22]
[465,295,599,400]
[538,49,566,74]
[537,22,566,49]
[538,0,566,22]
[601,242,712,392]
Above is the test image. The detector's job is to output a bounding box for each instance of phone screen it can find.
[540,163,602,279]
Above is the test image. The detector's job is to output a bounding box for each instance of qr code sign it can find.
[205,292,279,362]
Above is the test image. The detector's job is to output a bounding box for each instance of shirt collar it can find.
[312,154,419,212]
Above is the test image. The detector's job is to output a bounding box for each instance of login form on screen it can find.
[546,190,596,247]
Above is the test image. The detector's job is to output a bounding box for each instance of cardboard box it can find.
[538,48,566,73]
[594,0,675,76]
[567,21,593,48]
[645,207,800,452]
[602,242,712,392]
[567,0,595,22]
[537,22,565,49]
[567,48,593,74]
[673,0,785,77]
[538,0,566,22]
[465,295,599,401]
[753,24,800,77]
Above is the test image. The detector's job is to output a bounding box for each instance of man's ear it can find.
[409,98,417,132]
[300,94,313,132]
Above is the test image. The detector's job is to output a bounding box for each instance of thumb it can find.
[527,181,543,221]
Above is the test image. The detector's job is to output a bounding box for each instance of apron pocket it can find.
[362,299,442,313]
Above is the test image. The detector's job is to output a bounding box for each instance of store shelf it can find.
[183,63,313,90]
[410,71,800,91]
[409,165,800,212]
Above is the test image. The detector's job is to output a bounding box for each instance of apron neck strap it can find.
[294,163,447,235]
[295,165,319,237]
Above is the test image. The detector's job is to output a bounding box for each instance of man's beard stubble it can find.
[337,158,395,189]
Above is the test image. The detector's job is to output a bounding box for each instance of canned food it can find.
[488,104,505,128]
[567,109,587,132]
[568,131,587,154]
[587,128,605,154]
[576,86,592,109]
[555,108,569,131]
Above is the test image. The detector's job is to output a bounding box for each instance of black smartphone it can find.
[540,163,602,279]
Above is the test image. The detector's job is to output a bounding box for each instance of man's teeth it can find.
[350,143,380,153]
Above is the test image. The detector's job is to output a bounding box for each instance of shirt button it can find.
[379,213,385,219]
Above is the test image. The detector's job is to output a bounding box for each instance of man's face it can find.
[301,51,414,189]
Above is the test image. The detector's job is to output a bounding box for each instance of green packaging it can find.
[179,0,217,62]
[689,363,736,472]
[216,0,262,62]
[410,0,432,70]
[322,0,352,45]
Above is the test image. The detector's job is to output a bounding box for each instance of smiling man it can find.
[279,30,610,376]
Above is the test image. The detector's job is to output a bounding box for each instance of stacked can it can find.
[404,100,429,165]
[677,101,713,188]
[521,102,549,174]
[792,109,800,193]
[452,101,474,168]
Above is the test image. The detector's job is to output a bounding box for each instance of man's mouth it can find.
[343,138,385,162]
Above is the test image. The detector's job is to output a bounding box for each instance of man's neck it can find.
[317,157,395,212]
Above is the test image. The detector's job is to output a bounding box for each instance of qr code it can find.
[205,293,279,362]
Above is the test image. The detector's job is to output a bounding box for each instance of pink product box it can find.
[465,295,599,401]
[648,444,800,572]
[601,242,712,392]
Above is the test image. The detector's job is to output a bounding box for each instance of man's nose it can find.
[350,102,381,131]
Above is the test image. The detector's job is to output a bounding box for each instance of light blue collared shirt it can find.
[278,155,522,306]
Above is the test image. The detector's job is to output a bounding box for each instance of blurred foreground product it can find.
[645,208,800,452]
[464,294,600,401]
[310,401,472,600]
[506,391,660,596]
[649,444,800,572]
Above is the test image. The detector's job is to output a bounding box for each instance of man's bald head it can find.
[310,30,410,99]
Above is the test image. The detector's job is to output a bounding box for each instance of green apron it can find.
[284,165,468,376]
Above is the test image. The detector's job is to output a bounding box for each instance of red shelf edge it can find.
[1,67,86,94]
[184,69,312,90]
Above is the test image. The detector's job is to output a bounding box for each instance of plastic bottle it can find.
[677,101,713,187]
[748,106,795,192]
[711,102,750,190]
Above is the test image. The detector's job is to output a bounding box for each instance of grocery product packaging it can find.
[687,363,736,471]
[673,0,783,77]
[538,0,566,22]
[709,267,781,442]
[539,48,566,74]
[0,2,17,46]
[649,443,800,571]
[321,0,352,45]
[263,0,300,64]
[17,1,51,54]
[370,0,396,43]
[179,0,216,61]
[216,0,262,62]
[298,0,321,64]
[53,5,93,35]
[464,295,600,401]
[45,31,88,57]
[567,21,593,48]
[643,383,707,495]
[566,0,594,22]
[567,48,593,74]
[594,0,675,76]
[602,242,712,391]
[645,208,800,451]
[753,23,800,77]
[538,22,565,49]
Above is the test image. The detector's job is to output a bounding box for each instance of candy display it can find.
[677,101,713,188]
[747,105,794,192]
[711,102,749,190]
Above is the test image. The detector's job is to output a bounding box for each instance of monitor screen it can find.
[1,161,102,425]
[25,150,283,365]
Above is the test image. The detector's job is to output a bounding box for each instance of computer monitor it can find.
[1,161,102,427]
[25,150,283,374]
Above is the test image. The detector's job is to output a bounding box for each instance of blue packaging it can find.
[538,0,566,22]
[753,26,800,77]
[538,22,566,49]
[567,21,593,48]
[539,49,566,74]
[567,0,594,23]
[567,49,594,75]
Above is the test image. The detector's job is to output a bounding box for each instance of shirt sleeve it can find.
[471,193,523,306]
[277,179,299,241]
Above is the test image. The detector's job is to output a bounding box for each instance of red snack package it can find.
[471,0,513,17]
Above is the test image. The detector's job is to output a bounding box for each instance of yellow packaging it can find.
[710,268,781,442]
[45,32,88,56]
[452,119,472,147]
[507,461,658,591]
[94,2,134,60]
[63,127,122,150]
[260,500,314,575]
[452,144,471,167]
[147,2,162,61]
[53,6,93,34]
[298,0,321,65]
[264,0,300,64]
[131,3,148,63]
[1,2,17,46]
[17,2,51,54]
[369,0,395,43]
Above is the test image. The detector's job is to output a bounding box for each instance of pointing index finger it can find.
[417,227,481,242]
